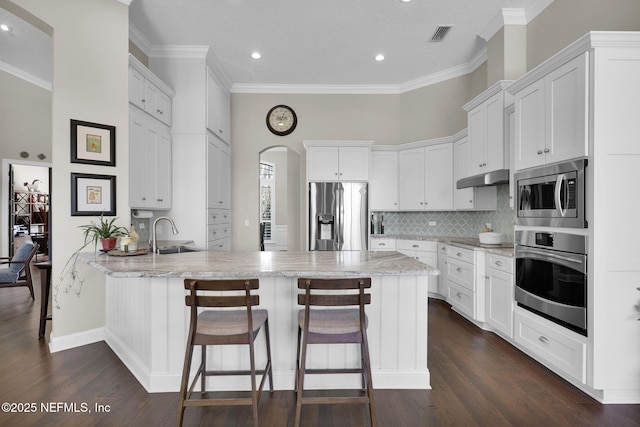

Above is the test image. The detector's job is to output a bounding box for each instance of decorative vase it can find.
[100,237,117,251]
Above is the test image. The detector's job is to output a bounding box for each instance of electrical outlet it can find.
[244,219,250,227]
[138,223,145,229]
[428,221,437,226]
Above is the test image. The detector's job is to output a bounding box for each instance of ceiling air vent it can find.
[430,25,452,42]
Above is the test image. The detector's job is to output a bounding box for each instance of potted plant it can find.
[80,213,128,251]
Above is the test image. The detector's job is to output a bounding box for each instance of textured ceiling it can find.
[0,1,551,90]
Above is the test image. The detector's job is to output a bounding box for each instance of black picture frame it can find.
[70,119,116,166]
[70,173,116,216]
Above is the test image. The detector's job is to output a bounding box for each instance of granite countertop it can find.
[371,234,515,257]
[78,249,440,279]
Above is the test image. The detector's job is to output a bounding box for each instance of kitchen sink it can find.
[156,245,200,254]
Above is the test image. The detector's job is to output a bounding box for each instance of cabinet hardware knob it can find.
[157,198,163,202]
[141,197,146,201]
[456,292,462,298]
[219,129,223,134]
[219,201,223,204]
[483,163,487,166]
[537,150,543,155]
[495,260,503,266]
[456,267,462,272]
[479,163,483,167]
[544,148,550,153]
[141,99,145,103]
[380,243,386,246]
[456,252,462,257]
[412,244,419,248]
[538,336,550,344]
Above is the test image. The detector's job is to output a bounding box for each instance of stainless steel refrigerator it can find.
[309,182,368,251]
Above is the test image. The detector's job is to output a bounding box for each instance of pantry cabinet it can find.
[463,81,512,176]
[369,150,398,210]
[128,55,174,210]
[513,53,588,170]
[207,67,231,144]
[305,142,372,181]
[398,143,453,210]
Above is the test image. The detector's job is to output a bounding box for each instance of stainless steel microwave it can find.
[515,158,587,228]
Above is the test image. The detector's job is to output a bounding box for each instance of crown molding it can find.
[0,60,51,91]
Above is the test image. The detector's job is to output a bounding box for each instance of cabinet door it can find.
[307,146,339,181]
[468,106,486,175]
[424,143,453,210]
[208,137,231,209]
[398,147,425,210]
[545,53,588,164]
[129,109,149,208]
[218,143,231,208]
[207,138,220,209]
[207,69,230,143]
[454,136,475,210]
[514,79,546,170]
[369,151,398,210]
[128,66,145,110]
[485,92,505,171]
[485,266,513,338]
[155,89,172,126]
[338,146,369,181]
[154,123,172,208]
[437,244,448,297]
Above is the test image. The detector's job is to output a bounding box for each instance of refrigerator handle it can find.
[337,186,344,249]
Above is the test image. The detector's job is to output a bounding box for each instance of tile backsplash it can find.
[373,184,515,243]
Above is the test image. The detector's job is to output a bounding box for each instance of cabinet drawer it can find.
[486,253,513,274]
[446,257,475,291]
[397,239,437,252]
[514,309,586,383]
[438,243,450,256]
[370,238,396,251]
[208,209,231,225]
[448,246,475,263]
[447,282,474,319]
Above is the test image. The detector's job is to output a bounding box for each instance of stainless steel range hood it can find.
[456,169,510,189]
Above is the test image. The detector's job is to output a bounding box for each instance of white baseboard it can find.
[48,327,105,353]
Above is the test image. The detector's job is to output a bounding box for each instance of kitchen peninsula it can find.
[79,250,437,393]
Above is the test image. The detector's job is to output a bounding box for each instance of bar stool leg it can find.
[294,326,308,427]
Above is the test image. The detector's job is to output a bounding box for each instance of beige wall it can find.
[527,0,640,70]
[7,0,130,341]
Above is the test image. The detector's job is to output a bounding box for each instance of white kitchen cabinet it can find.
[437,243,449,297]
[305,143,372,181]
[397,239,438,293]
[129,55,173,126]
[370,237,396,251]
[514,307,586,383]
[484,253,514,339]
[129,108,172,209]
[369,150,398,210]
[463,81,512,176]
[207,67,231,144]
[453,133,497,211]
[207,136,231,209]
[513,53,588,170]
[445,245,484,322]
[207,208,231,250]
[398,143,453,210]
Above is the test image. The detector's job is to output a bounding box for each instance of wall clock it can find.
[266,105,297,136]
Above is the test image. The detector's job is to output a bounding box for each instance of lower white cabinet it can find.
[514,307,587,383]
[207,208,231,250]
[397,240,438,293]
[437,243,449,297]
[484,253,514,339]
[129,107,171,209]
[370,237,396,251]
[445,245,483,322]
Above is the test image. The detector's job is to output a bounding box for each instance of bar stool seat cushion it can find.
[197,309,268,336]
[298,309,368,335]
[0,269,19,283]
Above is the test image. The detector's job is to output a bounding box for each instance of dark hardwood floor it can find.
[1,266,639,426]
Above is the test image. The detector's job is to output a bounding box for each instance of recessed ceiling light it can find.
[399,0,412,3]
[375,54,385,61]
[251,52,262,59]
[0,24,12,32]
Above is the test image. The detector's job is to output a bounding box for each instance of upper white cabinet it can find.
[304,141,373,181]
[398,143,453,210]
[512,53,588,170]
[453,131,497,211]
[129,56,173,126]
[369,149,398,211]
[128,55,174,209]
[207,67,231,144]
[463,81,512,176]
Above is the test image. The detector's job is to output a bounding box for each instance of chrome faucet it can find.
[152,216,179,253]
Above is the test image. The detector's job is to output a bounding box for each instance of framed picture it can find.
[71,173,116,216]
[70,119,116,166]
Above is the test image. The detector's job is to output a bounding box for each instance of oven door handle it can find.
[555,174,567,217]
[516,246,586,274]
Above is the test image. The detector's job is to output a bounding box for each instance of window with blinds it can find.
[260,161,275,241]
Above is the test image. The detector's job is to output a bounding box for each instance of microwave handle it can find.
[555,174,567,217]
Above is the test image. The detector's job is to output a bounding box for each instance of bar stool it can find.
[177,278,273,427]
[294,277,377,427]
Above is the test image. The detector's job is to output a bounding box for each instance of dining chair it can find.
[295,277,377,427]
[177,278,273,427]
[0,241,39,299]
